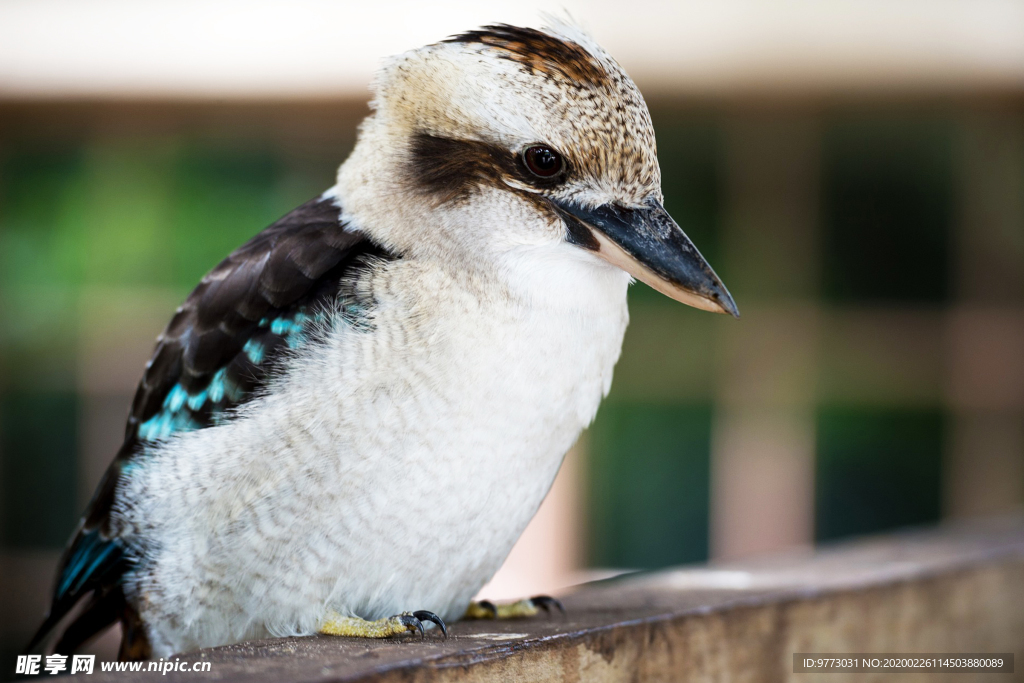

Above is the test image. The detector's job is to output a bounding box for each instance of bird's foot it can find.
[319,610,448,639]
[464,595,565,620]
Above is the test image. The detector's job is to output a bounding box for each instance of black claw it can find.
[530,595,566,617]
[413,610,449,639]
[398,614,425,638]
[478,600,498,618]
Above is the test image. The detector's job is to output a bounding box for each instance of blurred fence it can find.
[1,92,1022,661]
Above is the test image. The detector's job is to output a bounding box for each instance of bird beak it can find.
[553,199,739,317]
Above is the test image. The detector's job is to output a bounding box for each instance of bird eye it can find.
[523,145,565,179]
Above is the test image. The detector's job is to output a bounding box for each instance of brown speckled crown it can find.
[438,23,660,205]
[445,24,611,88]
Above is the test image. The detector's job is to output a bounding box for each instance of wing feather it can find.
[28,192,393,657]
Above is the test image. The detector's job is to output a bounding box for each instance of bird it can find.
[27,20,737,660]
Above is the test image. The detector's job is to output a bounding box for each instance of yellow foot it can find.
[464,595,565,620]
[319,610,448,639]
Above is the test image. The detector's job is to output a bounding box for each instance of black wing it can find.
[28,192,393,658]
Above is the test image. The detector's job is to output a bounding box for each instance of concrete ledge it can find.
[95,517,1023,682]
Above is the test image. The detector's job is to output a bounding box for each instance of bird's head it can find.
[338,21,737,317]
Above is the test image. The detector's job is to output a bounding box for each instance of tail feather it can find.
[23,601,70,655]
[24,527,130,657]
[52,590,123,656]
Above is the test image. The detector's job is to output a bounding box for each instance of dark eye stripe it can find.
[408,132,571,203]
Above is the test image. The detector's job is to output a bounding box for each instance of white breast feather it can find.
[114,220,630,656]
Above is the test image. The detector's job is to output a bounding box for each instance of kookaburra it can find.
[28,21,737,660]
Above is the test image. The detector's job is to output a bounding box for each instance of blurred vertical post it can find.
[711,115,820,560]
[477,441,586,600]
[945,113,1024,518]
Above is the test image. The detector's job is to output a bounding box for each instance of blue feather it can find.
[135,310,317,444]
[164,384,189,413]
[186,387,209,411]
[243,339,265,364]
[138,408,200,442]
[268,311,310,349]
[269,317,293,335]
[57,530,125,601]
[207,368,227,403]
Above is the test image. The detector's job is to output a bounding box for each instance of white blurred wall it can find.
[0,0,1022,100]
